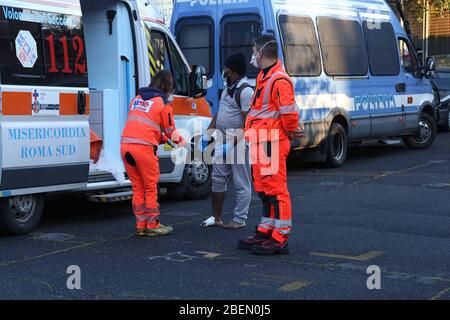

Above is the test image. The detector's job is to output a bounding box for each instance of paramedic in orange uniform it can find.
[121,70,186,237]
[238,35,303,255]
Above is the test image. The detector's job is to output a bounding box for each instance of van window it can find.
[167,37,189,96]
[221,15,262,78]
[317,17,368,77]
[363,22,400,76]
[146,28,171,75]
[0,9,87,87]
[398,38,420,77]
[175,18,213,78]
[145,25,189,96]
[278,15,321,76]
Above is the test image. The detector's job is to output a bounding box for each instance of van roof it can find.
[273,0,391,11]
[136,0,166,25]
[2,0,81,15]
[3,0,166,24]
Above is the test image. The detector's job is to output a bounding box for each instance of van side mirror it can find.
[424,57,437,79]
[190,65,207,98]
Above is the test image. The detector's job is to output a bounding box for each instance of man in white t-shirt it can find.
[201,53,254,229]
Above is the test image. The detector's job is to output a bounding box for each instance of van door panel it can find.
[81,0,136,158]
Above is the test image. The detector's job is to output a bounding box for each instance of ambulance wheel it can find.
[325,122,348,168]
[0,194,45,235]
[167,161,212,201]
[402,113,437,149]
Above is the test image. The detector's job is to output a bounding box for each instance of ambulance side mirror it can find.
[190,65,207,98]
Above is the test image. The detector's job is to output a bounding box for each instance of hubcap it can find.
[333,133,344,161]
[9,195,36,223]
[189,160,210,185]
[413,120,431,143]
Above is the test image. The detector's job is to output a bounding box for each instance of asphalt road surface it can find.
[1,133,449,300]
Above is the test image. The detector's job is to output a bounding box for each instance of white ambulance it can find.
[0,0,211,235]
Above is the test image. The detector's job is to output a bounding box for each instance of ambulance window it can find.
[363,22,400,76]
[0,20,45,82]
[398,38,420,77]
[317,17,368,77]
[278,15,321,77]
[167,37,189,96]
[221,15,262,78]
[176,18,213,78]
[147,29,171,75]
[0,12,87,87]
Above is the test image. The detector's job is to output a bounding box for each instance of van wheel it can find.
[402,113,437,149]
[167,161,212,200]
[325,122,348,168]
[0,194,45,235]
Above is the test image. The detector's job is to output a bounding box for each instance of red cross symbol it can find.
[33,90,39,101]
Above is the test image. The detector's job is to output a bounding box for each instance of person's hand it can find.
[288,127,305,140]
[177,139,187,148]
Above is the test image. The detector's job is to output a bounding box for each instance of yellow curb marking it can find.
[430,287,450,301]
[278,280,312,292]
[310,251,384,261]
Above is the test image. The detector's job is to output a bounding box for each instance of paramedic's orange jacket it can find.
[245,60,299,141]
[121,87,184,146]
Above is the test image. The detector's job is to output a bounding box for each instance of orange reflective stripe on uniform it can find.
[121,137,154,146]
[279,104,299,115]
[248,109,280,119]
[248,71,290,119]
[132,204,146,214]
[261,71,291,105]
[127,114,162,132]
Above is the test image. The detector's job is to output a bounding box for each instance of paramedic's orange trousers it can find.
[121,143,160,230]
[251,138,292,243]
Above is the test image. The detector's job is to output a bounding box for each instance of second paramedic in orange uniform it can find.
[238,35,303,255]
[121,70,186,237]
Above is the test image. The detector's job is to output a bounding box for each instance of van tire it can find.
[325,122,348,168]
[0,194,45,235]
[402,113,437,149]
[167,161,212,201]
[438,110,450,132]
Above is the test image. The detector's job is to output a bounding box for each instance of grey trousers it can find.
[211,145,252,224]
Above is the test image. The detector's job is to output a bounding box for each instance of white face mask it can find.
[250,54,259,69]
[222,70,231,87]
[250,40,276,69]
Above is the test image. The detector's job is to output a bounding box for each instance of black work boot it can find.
[251,239,290,255]
[238,228,271,250]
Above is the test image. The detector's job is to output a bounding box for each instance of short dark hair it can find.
[254,35,278,60]
[224,53,247,76]
[150,70,173,94]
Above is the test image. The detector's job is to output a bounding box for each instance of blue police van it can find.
[171,0,438,167]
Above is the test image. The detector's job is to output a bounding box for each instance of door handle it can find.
[395,83,406,93]
[77,91,86,115]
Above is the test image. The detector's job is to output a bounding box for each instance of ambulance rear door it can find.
[0,0,90,195]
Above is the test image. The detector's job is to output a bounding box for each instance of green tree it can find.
[401,0,450,20]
